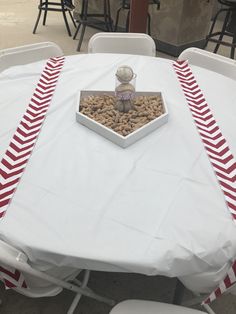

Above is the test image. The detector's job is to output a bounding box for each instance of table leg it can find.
[173,279,185,305]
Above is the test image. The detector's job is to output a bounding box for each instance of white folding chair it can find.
[0,239,114,314]
[109,300,210,314]
[0,42,63,72]
[88,32,156,57]
[179,47,236,80]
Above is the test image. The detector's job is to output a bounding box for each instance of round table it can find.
[0,53,236,293]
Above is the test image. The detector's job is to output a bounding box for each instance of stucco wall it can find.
[150,0,214,45]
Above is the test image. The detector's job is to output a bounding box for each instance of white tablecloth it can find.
[1,54,236,293]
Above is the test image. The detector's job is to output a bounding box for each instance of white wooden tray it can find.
[76,90,169,148]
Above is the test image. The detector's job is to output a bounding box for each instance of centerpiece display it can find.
[76,66,168,148]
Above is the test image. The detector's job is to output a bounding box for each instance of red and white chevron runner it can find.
[0,56,65,290]
[173,60,236,304]
[0,56,65,218]
[0,266,27,289]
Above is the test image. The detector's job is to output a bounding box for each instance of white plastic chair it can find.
[110,300,209,314]
[88,32,156,57]
[178,47,236,80]
[0,239,114,314]
[0,42,63,72]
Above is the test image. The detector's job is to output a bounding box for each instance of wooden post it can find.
[129,0,149,33]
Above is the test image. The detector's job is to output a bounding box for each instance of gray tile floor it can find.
[0,1,236,313]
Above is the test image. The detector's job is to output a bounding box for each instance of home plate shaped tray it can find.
[76,90,168,148]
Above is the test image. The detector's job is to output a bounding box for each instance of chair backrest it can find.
[88,32,156,57]
[0,42,63,72]
[110,300,209,314]
[0,239,62,297]
[179,47,236,80]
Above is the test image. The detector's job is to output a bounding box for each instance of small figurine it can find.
[115,66,136,113]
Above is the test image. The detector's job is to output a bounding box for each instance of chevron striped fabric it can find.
[0,56,65,289]
[0,266,27,289]
[173,60,236,304]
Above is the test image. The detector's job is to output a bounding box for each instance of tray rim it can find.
[76,90,169,147]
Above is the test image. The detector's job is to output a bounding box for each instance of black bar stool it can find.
[114,0,160,35]
[73,0,113,51]
[205,0,236,59]
[33,0,77,37]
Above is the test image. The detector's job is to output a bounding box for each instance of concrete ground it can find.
[0,1,236,313]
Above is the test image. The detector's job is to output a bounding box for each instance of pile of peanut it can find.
[80,94,164,137]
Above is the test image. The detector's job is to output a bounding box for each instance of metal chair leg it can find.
[76,23,86,51]
[214,10,231,53]
[104,0,110,31]
[114,7,122,31]
[205,8,228,48]
[74,0,88,51]
[73,0,85,40]
[106,0,113,31]
[172,279,185,305]
[231,46,236,59]
[74,0,113,50]
[61,0,72,36]
[209,9,226,37]
[68,10,77,28]
[33,4,42,33]
[67,270,90,314]
[126,10,130,32]
[147,13,151,35]
[43,0,48,25]
[231,31,236,59]
[73,22,82,39]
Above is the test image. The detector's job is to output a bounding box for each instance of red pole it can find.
[129,0,149,33]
